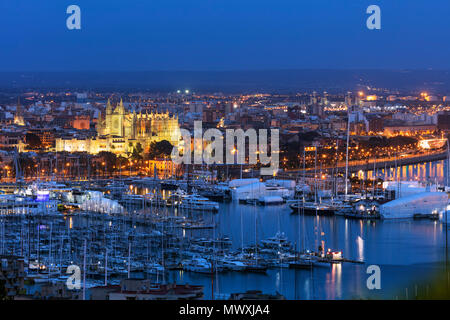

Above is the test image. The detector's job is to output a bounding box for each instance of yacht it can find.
[289,201,336,216]
[288,258,314,269]
[345,200,380,219]
[299,250,341,268]
[181,220,216,229]
[260,232,292,249]
[216,256,247,272]
[179,195,219,212]
[198,185,231,202]
[160,179,181,190]
[257,196,285,205]
[145,262,166,275]
[182,257,213,274]
[119,194,146,206]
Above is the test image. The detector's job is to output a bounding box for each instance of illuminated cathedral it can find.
[14,99,25,126]
[56,99,181,156]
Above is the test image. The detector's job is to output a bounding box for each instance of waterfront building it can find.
[90,279,204,300]
[37,282,82,300]
[437,112,450,131]
[0,255,25,299]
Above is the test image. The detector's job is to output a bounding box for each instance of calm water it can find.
[167,201,449,300]
[129,158,450,299]
[22,158,448,300]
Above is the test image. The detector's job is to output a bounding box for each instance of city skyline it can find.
[0,0,449,306]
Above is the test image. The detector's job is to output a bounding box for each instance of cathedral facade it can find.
[56,100,181,156]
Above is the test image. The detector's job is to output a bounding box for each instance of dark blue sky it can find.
[0,0,449,71]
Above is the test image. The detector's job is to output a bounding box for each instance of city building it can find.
[55,99,181,156]
[437,112,450,131]
[0,255,26,299]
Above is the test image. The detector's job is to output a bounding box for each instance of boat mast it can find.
[447,139,450,188]
[254,201,258,265]
[314,145,318,204]
[446,139,449,277]
[127,240,131,278]
[372,157,376,198]
[345,110,350,196]
[334,138,339,199]
[105,248,108,286]
[240,206,244,254]
[302,148,306,250]
[82,239,87,300]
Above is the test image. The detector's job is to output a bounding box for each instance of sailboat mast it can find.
[345,110,350,196]
[254,202,258,264]
[105,248,108,286]
[82,239,87,300]
[372,157,376,197]
[314,146,317,204]
[447,139,450,188]
[127,241,131,278]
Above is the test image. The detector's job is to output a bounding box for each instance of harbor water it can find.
[2,158,449,300]
[170,201,448,299]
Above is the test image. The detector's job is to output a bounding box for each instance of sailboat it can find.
[242,202,267,273]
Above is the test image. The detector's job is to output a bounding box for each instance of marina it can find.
[0,156,448,299]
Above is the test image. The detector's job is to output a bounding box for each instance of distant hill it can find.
[0,70,449,94]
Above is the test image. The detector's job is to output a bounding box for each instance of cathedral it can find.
[14,99,25,126]
[56,99,181,156]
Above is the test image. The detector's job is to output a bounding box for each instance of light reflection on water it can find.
[367,159,448,184]
[89,159,449,299]
[356,236,364,262]
[168,200,448,299]
[216,202,446,266]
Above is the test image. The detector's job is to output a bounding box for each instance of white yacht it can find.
[182,257,213,274]
[120,194,145,206]
[260,232,292,249]
[179,195,219,212]
[217,256,247,271]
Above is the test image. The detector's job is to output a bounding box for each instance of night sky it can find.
[1,0,449,71]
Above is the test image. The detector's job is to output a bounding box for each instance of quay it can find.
[279,150,448,177]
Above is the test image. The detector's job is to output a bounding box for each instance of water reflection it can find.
[328,263,342,299]
[368,159,448,184]
[356,236,364,261]
[86,159,449,299]
[205,201,447,299]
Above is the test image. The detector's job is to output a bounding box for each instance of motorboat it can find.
[289,202,336,216]
[257,196,285,205]
[344,200,381,220]
[179,194,219,212]
[260,232,292,249]
[182,257,213,274]
[217,256,247,272]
